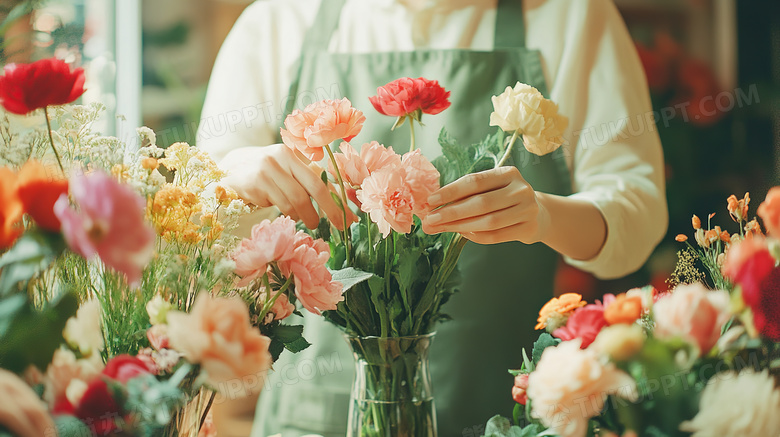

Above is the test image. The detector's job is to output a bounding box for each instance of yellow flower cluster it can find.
[149,185,204,244]
[159,142,225,193]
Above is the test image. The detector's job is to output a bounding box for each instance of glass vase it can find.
[346,333,437,437]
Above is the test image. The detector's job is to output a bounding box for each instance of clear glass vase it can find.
[345,333,437,437]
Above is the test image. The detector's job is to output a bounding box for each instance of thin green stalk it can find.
[497,130,520,167]
[409,118,416,153]
[257,272,294,322]
[324,143,352,262]
[43,106,65,173]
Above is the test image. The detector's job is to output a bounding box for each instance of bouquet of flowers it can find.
[272,78,568,436]
[479,191,780,437]
[0,58,338,436]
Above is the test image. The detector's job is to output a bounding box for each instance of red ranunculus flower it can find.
[0,58,86,115]
[74,379,122,436]
[369,77,451,118]
[552,304,608,348]
[102,354,155,384]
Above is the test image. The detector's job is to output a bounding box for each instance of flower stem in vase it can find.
[43,106,65,173]
[324,143,352,260]
[497,130,520,167]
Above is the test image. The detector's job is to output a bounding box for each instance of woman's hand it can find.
[421,166,549,245]
[0,369,55,437]
[219,144,355,230]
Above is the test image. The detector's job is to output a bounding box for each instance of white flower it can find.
[62,300,104,358]
[680,370,780,437]
[137,126,157,147]
[489,82,568,155]
[146,295,173,325]
[528,340,637,437]
[590,324,645,361]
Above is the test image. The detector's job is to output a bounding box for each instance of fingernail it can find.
[427,213,442,225]
[428,194,441,206]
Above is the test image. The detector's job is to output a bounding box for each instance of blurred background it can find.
[0,0,778,432]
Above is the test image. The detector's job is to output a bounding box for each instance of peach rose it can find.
[0,369,55,437]
[535,293,587,330]
[260,288,296,322]
[280,98,365,161]
[357,167,415,237]
[757,187,780,237]
[167,294,272,394]
[329,141,402,187]
[604,294,643,325]
[361,141,402,174]
[653,283,731,356]
[528,340,637,437]
[400,149,440,216]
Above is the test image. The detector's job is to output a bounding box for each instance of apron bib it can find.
[253,1,571,435]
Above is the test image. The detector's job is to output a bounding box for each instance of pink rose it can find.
[553,304,608,348]
[280,233,344,314]
[232,216,298,287]
[147,324,170,350]
[102,354,155,384]
[512,373,529,405]
[401,149,440,216]
[167,294,272,394]
[757,187,780,237]
[528,340,636,437]
[54,170,155,285]
[357,167,415,237]
[260,288,296,322]
[369,77,451,117]
[280,98,365,161]
[653,283,731,356]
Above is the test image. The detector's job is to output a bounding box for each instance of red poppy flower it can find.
[369,77,451,118]
[16,160,69,232]
[0,58,86,115]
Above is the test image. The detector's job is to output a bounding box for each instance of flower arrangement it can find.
[480,191,780,437]
[0,58,336,436]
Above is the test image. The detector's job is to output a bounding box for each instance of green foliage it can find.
[432,127,505,186]
[265,324,311,361]
[0,229,66,297]
[482,416,545,437]
[531,333,560,365]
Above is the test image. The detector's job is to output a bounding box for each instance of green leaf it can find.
[266,324,311,358]
[330,267,375,293]
[532,332,559,365]
[320,170,329,185]
[482,416,541,437]
[330,192,344,209]
[0,230,67,297]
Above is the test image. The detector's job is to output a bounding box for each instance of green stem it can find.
[324,143,352,262]
[43,106,65,173]
[257,272,294,322]
[409,118,416,153]
[497,130,520,167]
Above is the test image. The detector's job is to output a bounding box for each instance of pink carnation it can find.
[401,150,440,216]
[653,283,731,356]
[357,167,415,237]
[260,288,295,322]
[280,98,365,161]
[553,304,608,348]
[54,170,155,285]
[280,233,344,314]
[232,216,298,287]
[329,141,402,187]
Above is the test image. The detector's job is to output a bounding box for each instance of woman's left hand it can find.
[421,166,549,244]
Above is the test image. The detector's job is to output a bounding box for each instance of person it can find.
[198,0,668,435]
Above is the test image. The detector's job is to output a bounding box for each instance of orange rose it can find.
[17,160,69,232]
[167,294,272,396]
[536,293,587,330]
[604,294,643,325]
[758,187,780,238]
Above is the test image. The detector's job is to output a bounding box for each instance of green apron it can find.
[252,1,571,435]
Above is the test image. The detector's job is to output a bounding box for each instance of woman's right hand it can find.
[219,144,354,230]
[0,369,55,437]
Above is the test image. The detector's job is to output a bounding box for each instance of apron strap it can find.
[302,0,347,52]
[494,0,526,49]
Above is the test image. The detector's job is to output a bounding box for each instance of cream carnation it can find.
[62,300,103,358]
[489,82,568,155]
[590,324,645,361]
[528,340,637,437]
[680,370,780,437]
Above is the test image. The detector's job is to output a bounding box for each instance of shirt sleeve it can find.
[528,0,669,279]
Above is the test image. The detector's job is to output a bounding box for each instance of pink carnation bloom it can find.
[357,167,415,237]
[280,233,343,314]
[553,304,608,348]
[54,170,155,285]
[232,216,298,287]
[280,98,365,161]
[653,283,731,356]
[401,150,440,216]
[329,141,402,187]
[259,287,295,322]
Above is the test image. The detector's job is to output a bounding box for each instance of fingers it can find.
[462,223,528,245]
[428,166,523,209]
[424,204,532,234]
[288,158,353,230]
[423,185,523,229]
